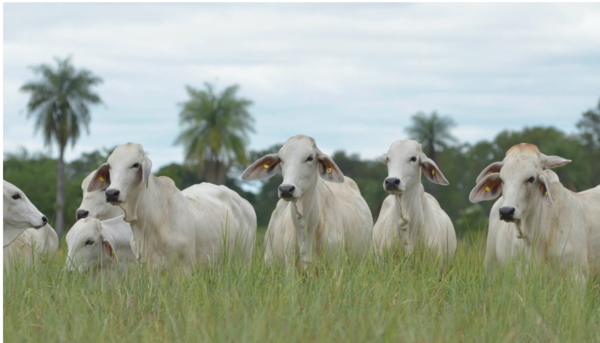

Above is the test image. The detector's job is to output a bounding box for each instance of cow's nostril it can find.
[42,216,48,224]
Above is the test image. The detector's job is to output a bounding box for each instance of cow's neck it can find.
[290,180,319,230]
[125,176,166,260]
[394,183,426,244]
[515,199,549,250]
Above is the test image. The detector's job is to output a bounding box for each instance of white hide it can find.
[241,135,373,267]
[76,170,124,220]
[3,224,59,269]
[484,171,560,272]
[470,143,598,283]
[89,143,257,270]
[66,216,136,273]
[3,180,47,248]
[372,140,456,262]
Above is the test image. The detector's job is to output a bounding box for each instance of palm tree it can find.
[405,111,457,195]
[174,82,255,185]
[20,57,103,238]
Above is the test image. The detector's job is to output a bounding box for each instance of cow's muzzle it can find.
[105,189,121,202]
[278,184,296,199]
[76,209,89,220]
[384,178,401,191]
[499,207,516,222]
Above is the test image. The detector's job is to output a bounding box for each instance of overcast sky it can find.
[4,3,600,170]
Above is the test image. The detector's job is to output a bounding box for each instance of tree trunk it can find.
[55,147,65,239]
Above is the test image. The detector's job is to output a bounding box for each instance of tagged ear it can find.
[142,155,152,189]
[420,153,449,186]
[241,154,281,181]
[538,174,553,207]
[540,154,571,169]
[469,174,503,203]
[317,150,344,183]
[102,237,118,262]
[87,164,111,192]
[377,153,388,164]
[475,161,504,184]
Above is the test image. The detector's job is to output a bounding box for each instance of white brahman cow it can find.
[3,180,56,268]
[65,216,136,273]
[470,143,600,284]
[76,170,124,220]
[241,134,373,268]
[481,170,560,272]
[3,180,49,247]
[372,140,456,263]
[88,142,257,270]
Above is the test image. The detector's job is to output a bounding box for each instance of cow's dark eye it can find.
[132,163,140,168]
[410,157,417,162]
[527,177,535,183]
[85,240,94,246]
[306,156,314,162]
[12,194,21,200]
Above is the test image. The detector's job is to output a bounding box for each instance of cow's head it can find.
[88,143,152,222]
[3,180,47,247]
[77,170,124,221]
[469,143,570,222]
[65,217,118,273]
[241,135,344,200]
[377,140,449,194]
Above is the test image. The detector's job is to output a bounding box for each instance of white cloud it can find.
[3,3,600,170]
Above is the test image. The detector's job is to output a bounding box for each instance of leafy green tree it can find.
[174,83,255,185]
[405,111,457,195]
[577,99,600,186]
[20,57,103,237]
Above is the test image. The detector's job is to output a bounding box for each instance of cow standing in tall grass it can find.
[470,143,600,284]
[372,140,456,263]
[242,135,373,269]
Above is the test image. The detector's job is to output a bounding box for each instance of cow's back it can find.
[3,224,58,269]
[316,176,373,256]
[182,183,256,262]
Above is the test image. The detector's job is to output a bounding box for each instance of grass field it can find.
[3,231,600,342]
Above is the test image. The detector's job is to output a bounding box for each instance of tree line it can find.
[9,56,600,238]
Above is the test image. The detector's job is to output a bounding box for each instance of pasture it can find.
[4,231,600,342]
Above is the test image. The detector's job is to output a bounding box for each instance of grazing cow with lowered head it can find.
[470,143,600,284]
[242,135,373,268]
[66,216,136,273]
[372,140,456,263]
[3,180,48,248]
[88,143,257,270]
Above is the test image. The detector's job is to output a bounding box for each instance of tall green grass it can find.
[4,231,600,342]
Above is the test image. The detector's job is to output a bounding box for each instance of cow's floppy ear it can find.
[469,174,503,203]
[377,153,388,164]
[87,164,111,192]
[142,155,152,188]
[540,154,571,169]
[102,236,118,262]
[538,174,553,207]
[317,150,344,183]
[420,153,449,186]
[475,161,504,184]
[241,154,281,181]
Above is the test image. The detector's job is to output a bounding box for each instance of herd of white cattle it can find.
[3,135,600,284]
